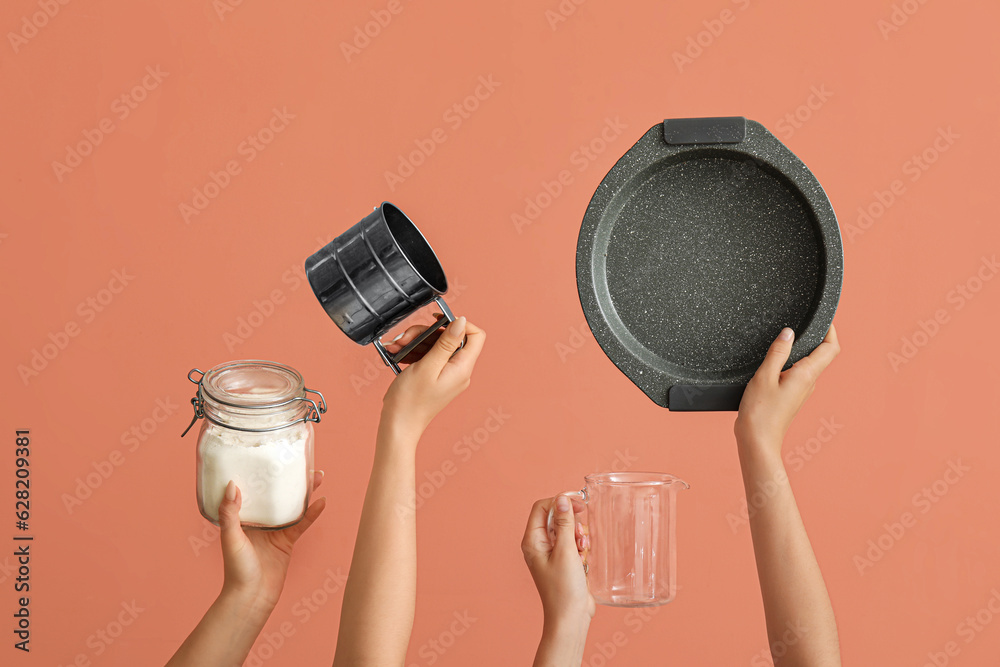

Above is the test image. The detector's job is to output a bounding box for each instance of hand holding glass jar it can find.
[183,360,327,529]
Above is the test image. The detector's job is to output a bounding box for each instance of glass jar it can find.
[182,360,326,529]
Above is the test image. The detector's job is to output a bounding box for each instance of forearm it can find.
[533,615,591,667]
[333,414,420,666]
[738,437,840,667]
[165,588,273,667]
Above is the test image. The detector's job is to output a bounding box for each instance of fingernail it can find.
[779,327,794,341]
[556,496,570,512]
[449,316,467,337]
[390,331,405,343]
[224,480,236,502]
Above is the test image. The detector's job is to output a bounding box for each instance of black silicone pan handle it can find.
[668,384,746,411]
[663,117,747,145]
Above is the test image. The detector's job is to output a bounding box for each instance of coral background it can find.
[1,0,998,664]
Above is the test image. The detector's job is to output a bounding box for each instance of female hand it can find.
[217,473,327,613]
[521,496,596,625]
[735,324,840,451]
[732,324,844,667]
[381,316,486,432]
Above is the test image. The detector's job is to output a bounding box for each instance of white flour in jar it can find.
[198,420,311,527]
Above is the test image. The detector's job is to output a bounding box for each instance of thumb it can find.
[219,480,249,557]
[550,495,578,556]
[417,316,467,374]
[756,327,795,380]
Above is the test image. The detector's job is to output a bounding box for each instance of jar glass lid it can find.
[181,360,326,437]
[202,360,304,409]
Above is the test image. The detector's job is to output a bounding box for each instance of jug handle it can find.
[545,491,589,573]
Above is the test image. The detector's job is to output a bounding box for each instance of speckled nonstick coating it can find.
[576,117,843,410]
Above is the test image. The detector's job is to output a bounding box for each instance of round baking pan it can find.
[576,117,843,410]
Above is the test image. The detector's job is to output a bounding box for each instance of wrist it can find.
[542,608,592,636]
[378,407,427,445]
[735,432,781,454]
[736,435,787,483]
[219,583,276,624]
[534,611,591,667]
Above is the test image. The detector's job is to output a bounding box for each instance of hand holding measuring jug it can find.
[547,472,689,608]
